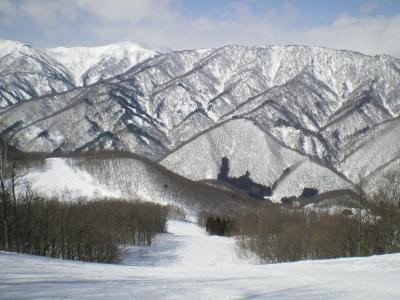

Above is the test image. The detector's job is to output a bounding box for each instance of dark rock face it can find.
[217,157,230,181]
[217,157,272,200]
[300,187,319,198]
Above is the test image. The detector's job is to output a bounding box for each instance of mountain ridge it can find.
[0,39,159,107]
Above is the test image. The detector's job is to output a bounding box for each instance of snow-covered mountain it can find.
[0,39,158,107]
[47,42,158,85]
[0,40,74,108]
[1,43,400,200]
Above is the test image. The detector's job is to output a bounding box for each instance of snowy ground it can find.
[1,220,400,299]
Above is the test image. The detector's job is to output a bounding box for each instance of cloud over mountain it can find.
[0,1,399,57]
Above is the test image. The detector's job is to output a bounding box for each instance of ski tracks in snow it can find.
[120,220,248,268]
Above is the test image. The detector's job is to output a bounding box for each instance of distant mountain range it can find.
[1,40,400,201]
[0,39,158,108]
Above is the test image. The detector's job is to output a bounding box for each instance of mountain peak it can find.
[0,39,37,58]
[46,41,159,85]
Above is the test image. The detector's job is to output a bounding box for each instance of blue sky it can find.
[1,0,400,57]
[184,0,400,23]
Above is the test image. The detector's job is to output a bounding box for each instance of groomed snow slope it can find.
[1,220,400,299]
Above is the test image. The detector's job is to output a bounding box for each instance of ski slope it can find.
[120,220,251,268]
[1,220,400,299]
[25,158,121,199]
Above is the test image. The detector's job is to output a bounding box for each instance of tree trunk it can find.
[1,180,9,251]
[1,138,10,251]
[11,163,18,251]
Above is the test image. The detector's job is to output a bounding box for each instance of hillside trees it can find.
[368,172,400,253]
[203,172,400,263]
[234,176,400,263]
[0,193,168,262]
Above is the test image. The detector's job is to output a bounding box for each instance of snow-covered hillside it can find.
[1,219,400,299]
[338,118,400,186]
[161,119,352,201]
[22,157,256,214]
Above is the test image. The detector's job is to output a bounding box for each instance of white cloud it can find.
[0,0,79,25]
[76,0,178,23]
[1,0,400,58]
[303,14,400,56]
[20,1,58,24]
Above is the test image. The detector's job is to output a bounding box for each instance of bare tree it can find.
[0,136,10,251]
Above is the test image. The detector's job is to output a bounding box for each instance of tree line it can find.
[199,172,400,263]
[198,211,235,236]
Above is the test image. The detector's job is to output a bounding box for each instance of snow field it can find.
[1,220,400,299]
